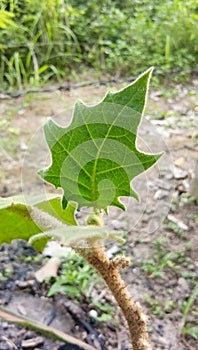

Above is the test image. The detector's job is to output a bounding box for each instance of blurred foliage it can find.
[47,251,100,299]
[0,9,15,28]
[0,0,198,90]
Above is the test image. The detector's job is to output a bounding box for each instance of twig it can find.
[0,306,97,350]
[1,66,197,99]
[0,77,136,99]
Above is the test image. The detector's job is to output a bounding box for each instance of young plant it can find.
[0,68,162,350]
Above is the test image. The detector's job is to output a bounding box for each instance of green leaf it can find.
[182,283,198,317]
[0,194,77,225]
[36,198,77,226]
[0,203,43,250]
[0,195,77,250]
[39,67,162,211]
[0,10,15,29]
[182,326,198,339]
[47,279,80,298]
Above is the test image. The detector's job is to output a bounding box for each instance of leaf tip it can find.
[154,151,164,162]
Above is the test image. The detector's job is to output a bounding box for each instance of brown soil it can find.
[0,79,198,350]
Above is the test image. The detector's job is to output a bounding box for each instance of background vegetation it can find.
[0,0,198,90]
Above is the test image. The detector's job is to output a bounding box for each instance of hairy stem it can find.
[75,241,152,350]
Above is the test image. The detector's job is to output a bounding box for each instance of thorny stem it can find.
[74,213,152,350]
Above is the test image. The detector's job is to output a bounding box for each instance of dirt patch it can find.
[0,80,198,349]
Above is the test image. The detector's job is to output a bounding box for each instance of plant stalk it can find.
[75,240,152,350]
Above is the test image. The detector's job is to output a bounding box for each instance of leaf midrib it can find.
[86,95,144,204]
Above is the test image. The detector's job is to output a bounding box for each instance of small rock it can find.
[1,322,9,329]
[167,214,189,231]
[177,277,190,295]
[152,119,170,126]
[147,181,158,191]
[22,337,44,349]
[26,271,36,280]
[173,166,188,180]
[154,189,169,200]
[150,91,162,101]
[107,245,119,258]
[177,180,190,193]
[164,172,174,180]
[174,157,186,168]
[20,140,28,151]
[112,219,126,230]
[17,109,26,115]
[15,280,35,288]
[182,179,190,191]
[89,309,98,318]
[155,179,173,191]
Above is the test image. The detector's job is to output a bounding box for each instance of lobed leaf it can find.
[39,68,162,211]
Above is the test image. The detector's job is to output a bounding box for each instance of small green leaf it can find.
[182,283,198,316]
[39,67,162,211]
[96,313,113,322]
[48,281,80,298]
[182,326,198,339]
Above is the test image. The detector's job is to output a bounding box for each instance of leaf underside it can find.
[39,67,162,211]
[0,195,76,250]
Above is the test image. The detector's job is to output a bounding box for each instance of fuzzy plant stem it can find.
[74,239,152,350]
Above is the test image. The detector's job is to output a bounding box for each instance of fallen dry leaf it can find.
[35,257,61,282]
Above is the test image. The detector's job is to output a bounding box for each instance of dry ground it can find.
[0,79,197,350]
